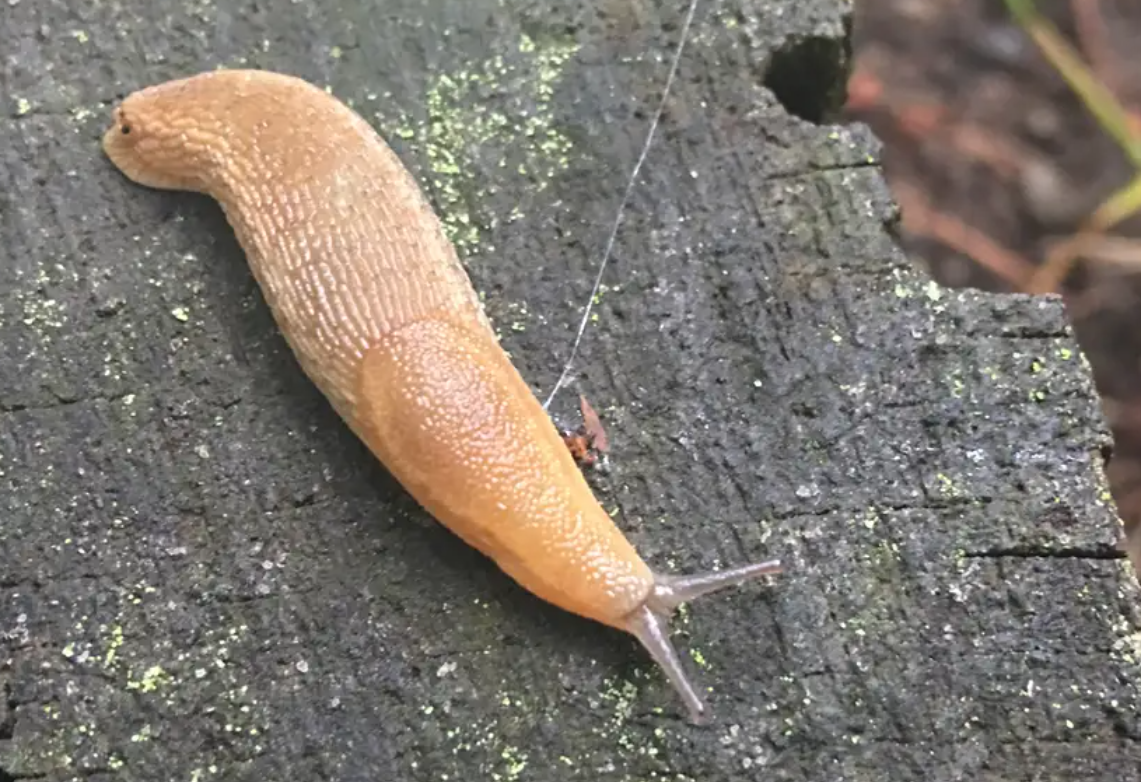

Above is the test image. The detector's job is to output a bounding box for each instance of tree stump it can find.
[2,1,1138,780]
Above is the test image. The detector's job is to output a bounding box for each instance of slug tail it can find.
[622,558,783,725]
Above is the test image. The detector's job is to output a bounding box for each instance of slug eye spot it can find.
[114,106,136,138]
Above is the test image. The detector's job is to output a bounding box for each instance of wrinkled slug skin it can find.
[103,69,655,627]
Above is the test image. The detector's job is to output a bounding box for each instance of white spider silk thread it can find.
[542,0,701,411]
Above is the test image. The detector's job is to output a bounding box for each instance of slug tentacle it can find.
[651,559,784,612]
[623,558,783,725]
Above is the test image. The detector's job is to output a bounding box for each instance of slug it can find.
[101,69,781,723]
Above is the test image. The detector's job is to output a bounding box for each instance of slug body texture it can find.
[103,69,780,723]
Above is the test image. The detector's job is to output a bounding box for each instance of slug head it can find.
[102,75,242,193]
[104,69,358,198]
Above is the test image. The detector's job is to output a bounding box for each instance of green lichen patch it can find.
[376,33,580,255]
[4,581,268,779]
[11,262,78,342]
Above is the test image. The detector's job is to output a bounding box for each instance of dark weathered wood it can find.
[2,0,1139,780]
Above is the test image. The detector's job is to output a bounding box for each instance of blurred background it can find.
[847,0,1141,575]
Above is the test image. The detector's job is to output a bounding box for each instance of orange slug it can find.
[101,69,781,723]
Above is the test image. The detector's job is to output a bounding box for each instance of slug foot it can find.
[621,558,783,725]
